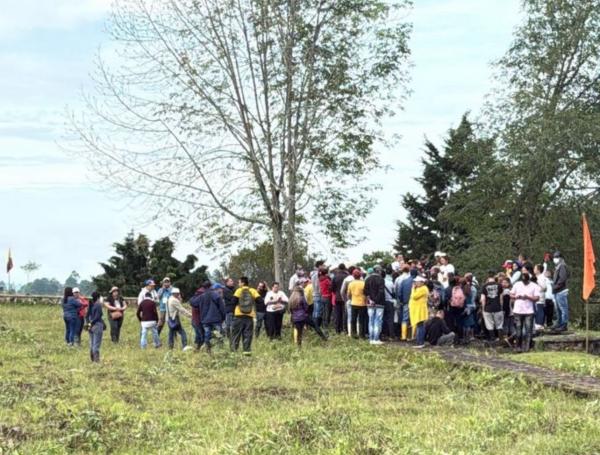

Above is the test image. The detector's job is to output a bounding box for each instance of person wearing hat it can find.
[138,279,158,305]
[166,287,192,350]
[156,277,172,335]
[551,251,569,332]
[409,275,429,348]
[104,286,128,343]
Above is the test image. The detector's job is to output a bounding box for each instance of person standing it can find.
[510,270,539,353]
[198,282,226,353]
[254,281,268,338]
[480,272,504,342]
[383,270,397,341]
[264,282,289,340]
[288,268,307,292]
[364,266,386,345]
[289,286,327,347]
[137,292,161,349]
[86,291,106,362]
[533,264,547,330]
[409,276,429,348]
[231,277,262,355]
[189,286,206,350]
[543,269,555,327]
[62,287,81,346]
[166,288,192,350]
[437,254,455,288]
[341,266,356,336]
[73,288,89,346]
[222,277,237,339]
[319,268,333,328]
[346,269,367,339]
[398,268,418,341]
[552,251,569,332]
[311,261,325,326]
[104,286,128,343]
[138,279,158,304]
[156,278,171,335]
[331,264,349,335]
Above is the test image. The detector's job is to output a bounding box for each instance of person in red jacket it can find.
[318,269,332,329]
[73,287,89,346]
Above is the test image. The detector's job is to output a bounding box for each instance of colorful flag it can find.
[6,249,13,274]
[582,214,596,300]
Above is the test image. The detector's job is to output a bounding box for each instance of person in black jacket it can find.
[86,291,106,362]
[364,266,386,344]
[551,251,569,332]
[199,282,226,352]
[331,264,349,334]
[425,310,455,346]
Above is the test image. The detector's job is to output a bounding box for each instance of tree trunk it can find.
[272,224,285,284]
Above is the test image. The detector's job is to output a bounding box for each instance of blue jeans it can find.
[346,300,353,335]
[192,322,204,347]
[415,322,425,346]
[140,323,161,348]
[203,323,223,349]
[168,324,188,349]
[89,323,103,361]
[535,303,545,327]
[555,289,569,328]
[367,307,384,341]
[64,317,78,344]
[313,297,324,320]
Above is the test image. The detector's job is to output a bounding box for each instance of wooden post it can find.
[586,299,590,353]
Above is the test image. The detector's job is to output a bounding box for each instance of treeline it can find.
[396,1,600,326]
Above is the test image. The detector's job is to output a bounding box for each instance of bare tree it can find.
[68,0,411,282]
[20,261,40,284]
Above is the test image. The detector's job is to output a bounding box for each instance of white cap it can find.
[171,287,181,294]
[72,287,81,293]
[413,276,427,283]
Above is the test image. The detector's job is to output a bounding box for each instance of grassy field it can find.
[1,304,600,454]
[506,351,600,378]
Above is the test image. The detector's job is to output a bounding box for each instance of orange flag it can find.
[582,214,596,300]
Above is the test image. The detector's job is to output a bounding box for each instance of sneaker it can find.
[182,346,193,352]
[372,340,384,345]
[412,344,425,349]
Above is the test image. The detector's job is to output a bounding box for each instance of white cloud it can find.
[0,0,111,37]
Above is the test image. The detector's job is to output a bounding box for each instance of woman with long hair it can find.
[289,286,327,347]
[86,291,106,362]
[62,287,81,346]
[104,286,128,343]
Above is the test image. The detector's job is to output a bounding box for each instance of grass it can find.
[505,351,600,378]
[1,304,600,454]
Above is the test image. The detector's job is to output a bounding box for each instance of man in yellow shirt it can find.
[231,276,262,355]
[346,269,367,338]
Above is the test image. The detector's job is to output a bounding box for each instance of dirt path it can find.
[437,348,600,397]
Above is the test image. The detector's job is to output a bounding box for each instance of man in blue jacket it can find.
[397,268,418,341]
[198,281,226,352]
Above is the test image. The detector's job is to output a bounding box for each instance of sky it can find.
[0,0,522,287]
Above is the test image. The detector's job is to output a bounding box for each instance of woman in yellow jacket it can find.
[409,276,429,348]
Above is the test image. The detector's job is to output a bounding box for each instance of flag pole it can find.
[586,298,590,353]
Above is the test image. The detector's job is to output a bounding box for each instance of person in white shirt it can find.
[341,266,356,336]
[543,269,555,327]
[137,279,158,305]
[533,264,547,330]
[510,270,539,353]
[437,255,455,288]
[288,268,307,292]
[264,282,289,340]
[391,254,405,273]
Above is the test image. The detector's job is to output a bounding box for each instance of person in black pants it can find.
[331,264,349,334]
[104,286,128,343]
[264,282,288,340]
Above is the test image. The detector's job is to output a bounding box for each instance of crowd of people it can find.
[60,251,570,363]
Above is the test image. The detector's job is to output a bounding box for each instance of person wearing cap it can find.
[156,277,172,335]
[197,281,226,352]
[364,266,386,345]
[409,275,429,348]
[346,268,367,338]
[551,251,569,332]
[166,288,192,350]
[138,279,158,305]
[137,291,161,349]
[73,287,89,347]
[104,286,128,343]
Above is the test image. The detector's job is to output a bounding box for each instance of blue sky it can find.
[0,0,522,287]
